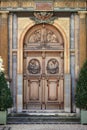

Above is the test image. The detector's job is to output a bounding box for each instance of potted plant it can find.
[0,71,13,124]
[75,59,87,124]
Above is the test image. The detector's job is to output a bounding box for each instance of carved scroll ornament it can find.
[34,12,53,21]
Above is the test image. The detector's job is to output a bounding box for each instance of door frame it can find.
[17,22,71,112]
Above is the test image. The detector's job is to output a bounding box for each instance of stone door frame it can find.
[17,22,71,112]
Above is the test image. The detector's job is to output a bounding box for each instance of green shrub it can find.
[75,60,87,110]
[0,72,13,111]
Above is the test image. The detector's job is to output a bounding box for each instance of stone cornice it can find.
[78,11,87,14]
[0,1,86,10]
[0,11,9,13]
[0,11,9,18]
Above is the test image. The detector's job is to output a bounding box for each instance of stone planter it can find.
[0,111,7,124]
[81,110,87,124]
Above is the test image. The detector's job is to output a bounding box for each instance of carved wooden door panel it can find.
[24,52,42,109]
[23,24,64,110]
[44,52,64,109]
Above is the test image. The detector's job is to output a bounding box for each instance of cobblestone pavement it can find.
[0,124,87,130]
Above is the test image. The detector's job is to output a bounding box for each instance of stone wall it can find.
[0,11,9,75]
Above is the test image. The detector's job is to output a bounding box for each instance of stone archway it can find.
[17,22,70,112]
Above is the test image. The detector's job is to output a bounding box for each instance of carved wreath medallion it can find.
[28,59,41,74]
[47,58,59,74]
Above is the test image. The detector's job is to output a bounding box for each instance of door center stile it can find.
[41,51,46,109]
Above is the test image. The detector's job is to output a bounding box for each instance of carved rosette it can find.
[47,59,59,74]
[28,59,41,74]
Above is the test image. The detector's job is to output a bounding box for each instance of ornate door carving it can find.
[23,24,64,110]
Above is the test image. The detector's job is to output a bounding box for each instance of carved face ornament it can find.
[28,59,41,74]
[47,58,59,74]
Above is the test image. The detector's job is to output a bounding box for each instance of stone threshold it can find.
[22,110,77,117]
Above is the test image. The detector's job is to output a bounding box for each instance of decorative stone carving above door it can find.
[28,28,58,43]
[24,24,64,50]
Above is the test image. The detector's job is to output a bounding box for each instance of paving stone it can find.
[0,126,3,130]
[0,127,11,130]
[1,124,86,130]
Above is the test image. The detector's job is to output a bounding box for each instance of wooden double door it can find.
[23,24,64,110]
[23,51,64,110]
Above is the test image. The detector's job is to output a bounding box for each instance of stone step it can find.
[7,113,80,124]
[0,127,11,130]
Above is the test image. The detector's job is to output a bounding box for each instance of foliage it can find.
[75,60,87,110]
[0,72,13,111]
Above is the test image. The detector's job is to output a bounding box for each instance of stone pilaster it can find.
[12,13,18,112]
[13,14,18,49]
[75,13,80,79]
[70,13,75,49]
[0,11,9,75]
[78,11,87,69]
[70,13,76,112]
[17,74,23,112]
[64,74,71,112]
[8,13,13,78]
[8,13,18,112]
